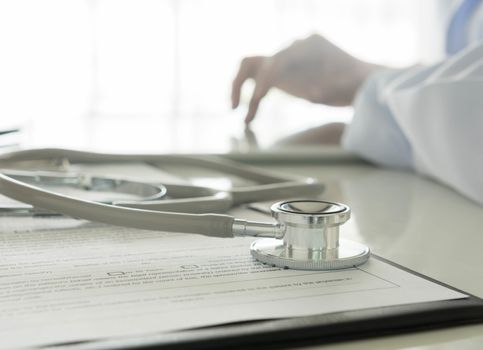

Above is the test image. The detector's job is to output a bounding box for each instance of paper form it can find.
[0,217,466,349]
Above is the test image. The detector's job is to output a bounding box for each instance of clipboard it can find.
[47,255,483,350]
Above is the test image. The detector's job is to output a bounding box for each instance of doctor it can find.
[231,0,483,205]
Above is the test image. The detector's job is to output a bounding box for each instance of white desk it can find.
[252,158,483,350]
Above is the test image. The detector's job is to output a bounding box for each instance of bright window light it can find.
[0,0,443,152]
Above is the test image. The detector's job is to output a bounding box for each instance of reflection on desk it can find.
[271,160,483,350]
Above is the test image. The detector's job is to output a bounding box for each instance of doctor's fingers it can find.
[244,58,277,124]
[232,56,270,109]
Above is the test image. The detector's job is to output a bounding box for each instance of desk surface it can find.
[254,159,483,350]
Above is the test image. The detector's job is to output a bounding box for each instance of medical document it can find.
[0,216,466,349]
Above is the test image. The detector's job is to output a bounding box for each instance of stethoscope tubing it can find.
[0,148,324,211]
[0,173,236,237]
[0,148,322,240]
[0,148,287,183]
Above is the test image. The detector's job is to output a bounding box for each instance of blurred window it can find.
[0,0,442,151]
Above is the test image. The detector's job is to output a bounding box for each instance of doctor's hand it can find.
[231,34,382,124]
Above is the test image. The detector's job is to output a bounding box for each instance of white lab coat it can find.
[342,3,483,205]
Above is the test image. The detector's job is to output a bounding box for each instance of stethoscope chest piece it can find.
[250,200,370,270]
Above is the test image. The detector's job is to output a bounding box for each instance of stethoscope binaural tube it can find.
[0,170,168,204]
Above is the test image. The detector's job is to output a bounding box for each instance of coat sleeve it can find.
[342,43,483,205]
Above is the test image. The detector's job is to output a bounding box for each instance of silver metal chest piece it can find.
[250,200,370,270]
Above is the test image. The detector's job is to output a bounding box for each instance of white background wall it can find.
[0,0,447,152]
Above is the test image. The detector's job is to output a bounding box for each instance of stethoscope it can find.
[0,148,370,271]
